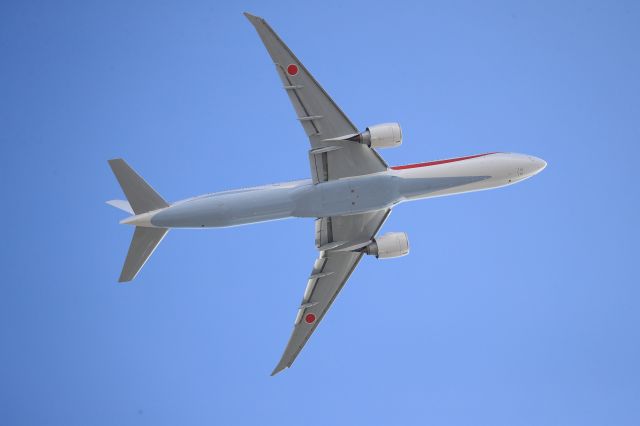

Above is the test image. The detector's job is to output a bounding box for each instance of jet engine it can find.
[343,123,402,148]
[364,232,410,259]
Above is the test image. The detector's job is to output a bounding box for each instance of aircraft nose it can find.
[528,156,547,175]
[510,154,546,180]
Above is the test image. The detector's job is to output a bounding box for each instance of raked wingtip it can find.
[270,362,288,376]
[243,12,261,22]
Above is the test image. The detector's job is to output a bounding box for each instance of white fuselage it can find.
[123,152,546,228]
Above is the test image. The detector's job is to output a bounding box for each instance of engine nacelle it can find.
[364,232,410,259]
[345,123,402,148]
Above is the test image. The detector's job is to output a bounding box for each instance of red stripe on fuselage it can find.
[390,152,498,170]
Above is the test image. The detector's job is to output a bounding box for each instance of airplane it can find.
[107,12,546,375]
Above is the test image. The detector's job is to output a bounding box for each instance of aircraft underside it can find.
[106,12,546,375]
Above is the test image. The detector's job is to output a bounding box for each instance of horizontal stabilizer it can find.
[119,226,168,282]
[108,159,168,215]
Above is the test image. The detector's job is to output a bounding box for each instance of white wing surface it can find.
[244,13,388,183]
[271,209,391,375]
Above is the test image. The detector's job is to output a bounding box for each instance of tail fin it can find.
[108,159,170,282]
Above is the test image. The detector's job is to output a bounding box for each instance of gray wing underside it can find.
[271,209,391,375]
[244,13,387,183]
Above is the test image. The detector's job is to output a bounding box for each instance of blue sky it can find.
[1,1,639,424]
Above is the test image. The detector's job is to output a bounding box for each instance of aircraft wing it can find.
[244,13,388,183]
[271,208,391,375]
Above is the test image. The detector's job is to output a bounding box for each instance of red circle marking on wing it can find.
[304,313,316,324]
[287,64,299,76]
